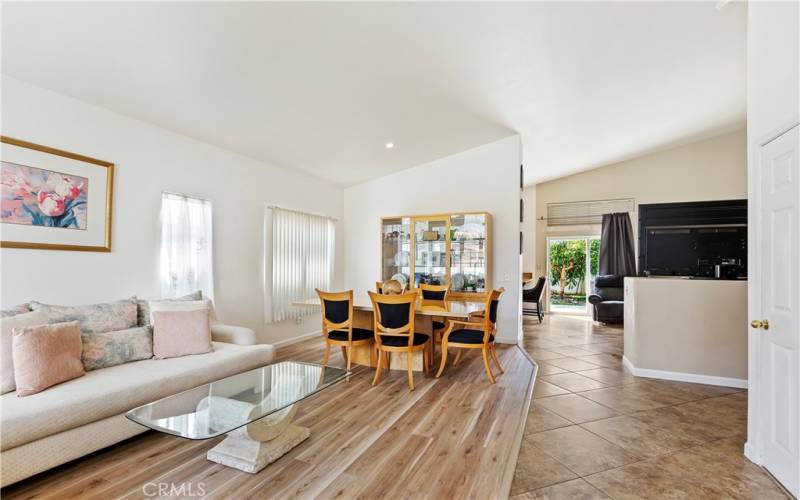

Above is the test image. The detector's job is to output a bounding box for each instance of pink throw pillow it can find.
[12,321,85,397]
[152,308,212,359]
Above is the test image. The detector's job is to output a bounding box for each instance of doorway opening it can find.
[546,236,600,314]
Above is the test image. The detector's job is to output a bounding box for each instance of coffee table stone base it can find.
[207,424,310,474]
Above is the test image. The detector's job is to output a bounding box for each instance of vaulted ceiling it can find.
[1,2,746,186]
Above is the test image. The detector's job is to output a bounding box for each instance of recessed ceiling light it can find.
[385,142,395,149]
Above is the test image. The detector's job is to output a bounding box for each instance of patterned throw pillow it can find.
[29,298,138,334]
[136,291,202,327]
[1,304,31,318]
[80,326,153,371]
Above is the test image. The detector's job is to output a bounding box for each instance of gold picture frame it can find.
[0,136,114,252]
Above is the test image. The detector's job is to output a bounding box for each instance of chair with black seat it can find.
[368,290,430,391]
[588,275,624,324]
[316,289,374,373]
[436,288,505,384]
[522,276,546,323]
[419,283,449,350]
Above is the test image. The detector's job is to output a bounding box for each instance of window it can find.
[546,236,600,314]
[159,192,214,299]
[270,207,335,322]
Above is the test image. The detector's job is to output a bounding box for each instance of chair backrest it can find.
[592,275,624,301]
[530,276,546,301]
[419,283,449,301]
[480,288,505,340]
[315,289,353,331]
[368,290,418,347]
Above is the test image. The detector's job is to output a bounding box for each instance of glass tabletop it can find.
[126,361,347,440]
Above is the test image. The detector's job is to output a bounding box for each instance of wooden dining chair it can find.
[419,283,449,353]
[368,290,430,391]
[316,289,374,372]
[436,288,505,384]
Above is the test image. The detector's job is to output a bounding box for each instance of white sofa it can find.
[0,325,274,486]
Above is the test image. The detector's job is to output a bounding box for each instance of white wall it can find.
[343,135,523,344]
[0,76,344,344]
[534,129,748,277]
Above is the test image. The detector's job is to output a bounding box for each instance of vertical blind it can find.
[160,192,214,299]
[270,207,335,322]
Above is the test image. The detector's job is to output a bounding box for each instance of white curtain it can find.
[270,207,334,322]
[160,192,214,299]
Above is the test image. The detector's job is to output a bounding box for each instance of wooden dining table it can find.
[293,297,486,372]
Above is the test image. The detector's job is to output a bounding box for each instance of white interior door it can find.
[757,125,800,495]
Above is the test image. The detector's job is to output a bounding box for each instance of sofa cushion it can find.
[594,274,624,288]
[137,291,202,327]
[1,341,274,450]
[81,326,153,371]
[152,309,212,359]
[1,310,48,394]
[1,304,31,318]
[595,301,624,321]
[29,298,138,334]
[148,299,211,326]
[12,321,85,397]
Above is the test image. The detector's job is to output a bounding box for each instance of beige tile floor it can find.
[511,314,789,500]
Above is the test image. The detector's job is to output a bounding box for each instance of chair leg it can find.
[490,344,504,374]
[422,346,430,375]
[340,346,348,364]
[429,337,436,369]
[453,348,463,367]
[481,347,496,384]
[436,341,448,378]
[321,342,331,366]
[406,352,415,391]
[346,343,352,373]
[372,350,384,386]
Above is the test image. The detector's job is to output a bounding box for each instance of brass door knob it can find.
[751,319,770,330]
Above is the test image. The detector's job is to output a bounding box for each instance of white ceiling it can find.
[1,2,746,186]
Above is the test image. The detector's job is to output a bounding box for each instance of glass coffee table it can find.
[126,361,347,473]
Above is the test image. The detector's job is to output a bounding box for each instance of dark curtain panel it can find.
[599,212,636,276]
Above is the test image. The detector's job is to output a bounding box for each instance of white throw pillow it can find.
[148,299,217,326]
[0,310,48,394]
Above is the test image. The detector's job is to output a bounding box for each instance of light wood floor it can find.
[513,314,790,499]
[3,337,535,500]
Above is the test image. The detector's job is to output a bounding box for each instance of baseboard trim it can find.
[271,330,321,348]
[622,355,748,389]
[743,441,760,464]
[495,336,519,345]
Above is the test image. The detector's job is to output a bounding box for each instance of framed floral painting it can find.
[1,137,114,251]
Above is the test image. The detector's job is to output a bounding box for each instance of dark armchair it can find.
[588,275,624,324]
[522,276,546,323]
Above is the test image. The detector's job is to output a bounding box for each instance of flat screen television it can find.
[638,200,747,279]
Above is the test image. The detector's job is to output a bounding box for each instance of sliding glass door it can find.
[547,236,600,314]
